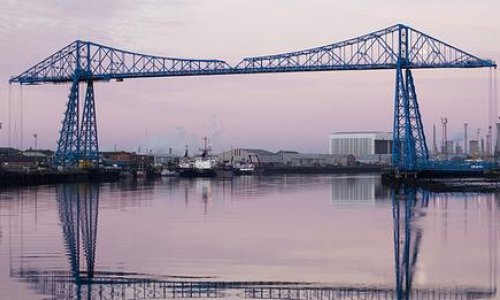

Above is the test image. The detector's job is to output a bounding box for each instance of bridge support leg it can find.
[55,80,81,167]
[80,81,99,166]
[392,68,429,171]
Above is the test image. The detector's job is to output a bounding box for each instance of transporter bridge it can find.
[9,24,496,172]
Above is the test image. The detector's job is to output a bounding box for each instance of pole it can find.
[464,123,468,155]
[8,85,11,147]
[441,118,448,160]
[33,133,38,167]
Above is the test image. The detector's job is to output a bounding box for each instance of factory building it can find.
[329,132,392,164]
[217,148,355,168]
[218,148,280,165]
[469,140,480,156]
[329,132,392,156]
[495,123,500,160]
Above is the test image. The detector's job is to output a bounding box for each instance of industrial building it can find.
[217,148,355,168]
[101,151,154,170]
[218,148,279,165]
[329,132,392,164]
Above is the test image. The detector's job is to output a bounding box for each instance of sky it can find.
[0,0,499,154]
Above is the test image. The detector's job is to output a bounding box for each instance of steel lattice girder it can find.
[392,68,429,171]
[9,24,496,85]
[55,79,81,166]
[80,81,99,163]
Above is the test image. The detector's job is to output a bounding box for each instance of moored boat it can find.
[178,138,217,178]
[234,161,256,175]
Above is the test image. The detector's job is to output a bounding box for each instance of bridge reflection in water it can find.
[8,182,498,300]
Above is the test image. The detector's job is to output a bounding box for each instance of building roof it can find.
[330,131,392,140]
[0,147,22,155]
[1,156,37,163]
[276,150,300,154]
[101,151,134,155]
[237,148,276,155]
[23,149,54,156]
[332,131,392,134]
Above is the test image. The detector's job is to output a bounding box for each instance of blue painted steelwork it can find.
[9,24,495,85]
[81,81,99,164]
[55,79,81,166]
[393,68,429,171]
[9,24,496,169]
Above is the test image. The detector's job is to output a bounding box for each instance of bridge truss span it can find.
[235,24,494,73]
[9,24,496,170]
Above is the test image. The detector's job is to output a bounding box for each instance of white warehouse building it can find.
[329,131,393,157]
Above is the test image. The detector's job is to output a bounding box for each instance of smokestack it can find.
[432,123,438,155]
[487,125,492,156]
[495,118,500,160]
[464,123,468,155]
[441,117,448,160]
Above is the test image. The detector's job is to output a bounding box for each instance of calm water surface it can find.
[0,174,498,299]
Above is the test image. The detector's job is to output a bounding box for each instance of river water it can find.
[0,174,498,299]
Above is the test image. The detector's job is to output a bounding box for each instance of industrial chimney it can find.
[464,123,468,155]
[432,124,438,155]
[441,117,448,160]
[495,118,500,160]
[486,125,492,157]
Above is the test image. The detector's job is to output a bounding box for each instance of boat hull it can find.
[178,168,217,178]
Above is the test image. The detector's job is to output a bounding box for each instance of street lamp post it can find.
[33,133,38,167]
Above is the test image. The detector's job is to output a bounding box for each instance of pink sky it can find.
[1,0,499,154]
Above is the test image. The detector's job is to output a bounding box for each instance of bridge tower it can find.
[392,25,429,171]
[55,41,99,167]
[80,81,99,164]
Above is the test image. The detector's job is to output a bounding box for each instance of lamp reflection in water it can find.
[7,182,499,300]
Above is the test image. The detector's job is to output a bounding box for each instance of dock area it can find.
[0,168,121,187]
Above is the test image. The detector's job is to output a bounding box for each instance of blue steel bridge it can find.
[9,24,496,171]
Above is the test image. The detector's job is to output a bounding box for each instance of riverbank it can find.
[381,169,500,192]
[0,165,387,187]
[0,168,121,187]
[261,165,387,174]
